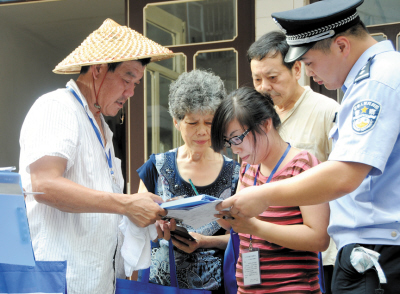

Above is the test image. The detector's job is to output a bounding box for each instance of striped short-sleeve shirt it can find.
[19,80,125,294]
[237,151,321,294]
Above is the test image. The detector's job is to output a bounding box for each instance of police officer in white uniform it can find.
[215,0,400,293]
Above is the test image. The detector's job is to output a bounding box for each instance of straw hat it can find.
[53,18,175,74]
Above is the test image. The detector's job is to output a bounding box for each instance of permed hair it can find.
[168,69,227,121]
[211,87,281,152]
[247,31,295,70]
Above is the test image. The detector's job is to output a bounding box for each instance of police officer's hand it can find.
[125,192,167,227]
[215,185,268,218]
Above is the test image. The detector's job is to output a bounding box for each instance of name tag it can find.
[242,249,261,286]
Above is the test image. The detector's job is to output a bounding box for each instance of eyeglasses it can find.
[224,129,250,148]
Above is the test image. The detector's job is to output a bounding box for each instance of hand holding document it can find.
[161,194,223,229]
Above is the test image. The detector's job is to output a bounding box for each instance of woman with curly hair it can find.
[137,69,240,293]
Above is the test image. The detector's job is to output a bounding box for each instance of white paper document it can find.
[162,195,223,229]
[0,166,16,172]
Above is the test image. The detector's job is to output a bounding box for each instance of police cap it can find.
[272,0,364,63]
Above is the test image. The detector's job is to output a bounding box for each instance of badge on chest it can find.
[242,248,261,286]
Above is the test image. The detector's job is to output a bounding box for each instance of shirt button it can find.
[174,184,179,189]
[391,231,397,238]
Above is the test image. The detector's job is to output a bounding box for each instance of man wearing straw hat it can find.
[19,19,174,293]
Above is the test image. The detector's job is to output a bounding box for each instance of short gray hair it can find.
[168,69,227,121]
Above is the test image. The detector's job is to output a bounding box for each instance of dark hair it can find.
[311,21,369,53]
[211,87,281,152]
[79,58,151,74]
[247,31,295,70]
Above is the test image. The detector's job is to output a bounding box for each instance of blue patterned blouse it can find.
[137,148,240,292]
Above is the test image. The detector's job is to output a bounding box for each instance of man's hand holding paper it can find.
[160,194,223,229]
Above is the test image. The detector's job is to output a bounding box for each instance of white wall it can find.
[0,0,124,168]
[254,0,309,86]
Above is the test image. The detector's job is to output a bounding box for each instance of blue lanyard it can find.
[249,143,291,250]
[67,86,115,179]
[253,143,291,186]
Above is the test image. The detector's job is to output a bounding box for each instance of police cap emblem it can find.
[352,100,381,134]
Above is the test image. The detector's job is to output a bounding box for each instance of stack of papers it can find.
[0,166,16,172]
[161,195,219,210]
[161,195,222,229]
[0,168,35,266]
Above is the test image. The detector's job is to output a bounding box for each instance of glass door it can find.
[142,0,239,160]
[127,0,255,192]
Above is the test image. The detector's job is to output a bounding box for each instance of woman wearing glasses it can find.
[136,69,240,293]
[211,87,330,294]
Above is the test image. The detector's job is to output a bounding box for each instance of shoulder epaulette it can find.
[354,55,376,83]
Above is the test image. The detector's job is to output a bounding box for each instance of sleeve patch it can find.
[352,100,381,134]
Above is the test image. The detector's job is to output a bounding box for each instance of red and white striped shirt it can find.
[237,151,321,294]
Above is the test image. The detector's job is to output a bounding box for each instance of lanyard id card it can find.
[68,86,118,186]
[242,143,292,287]
[242,247,261,286]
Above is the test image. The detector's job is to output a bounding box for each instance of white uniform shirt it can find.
[19,80,125,294]
[328,41,400,250]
